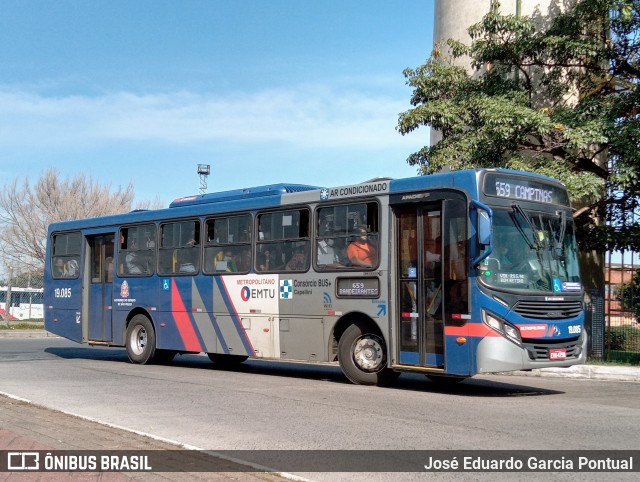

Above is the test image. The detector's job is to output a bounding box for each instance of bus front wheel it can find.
[125,315,157,364]
[338,322,397,386]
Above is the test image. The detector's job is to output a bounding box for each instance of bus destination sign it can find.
[336,278,380,298]
[483,173,570,206]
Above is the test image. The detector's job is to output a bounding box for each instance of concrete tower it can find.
[431,0,564,143]
[434,1,561,71]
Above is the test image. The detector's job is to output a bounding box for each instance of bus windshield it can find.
[479,206,581,293]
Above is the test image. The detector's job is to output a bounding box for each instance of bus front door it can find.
[87,235,115,342]
[396,206,445,369]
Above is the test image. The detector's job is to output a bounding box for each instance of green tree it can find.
[398,0,640,252]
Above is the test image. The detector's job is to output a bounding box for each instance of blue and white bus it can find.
[45,168,586,385]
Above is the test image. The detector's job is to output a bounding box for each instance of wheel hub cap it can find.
[353,336,384,371]
[132,326,147,355]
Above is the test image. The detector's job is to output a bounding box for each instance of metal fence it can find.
[599,156,640,363]
[0,269,44,323]
[597,251,640,364]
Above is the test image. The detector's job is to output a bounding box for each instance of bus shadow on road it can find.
[173,355,564,397]
[173,355,565,397]
[45,347,563,397]
[46,346,130,362]
[393,375,564,397]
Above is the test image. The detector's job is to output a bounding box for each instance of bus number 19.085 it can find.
[54,288,72,298]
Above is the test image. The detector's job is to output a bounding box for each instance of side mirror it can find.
[471,200,493,267]
[478,209,492,246]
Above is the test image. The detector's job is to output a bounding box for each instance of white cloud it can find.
[0,85,420,150]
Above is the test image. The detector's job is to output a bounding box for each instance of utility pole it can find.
[27,271,32,320]
[2,266,12,326]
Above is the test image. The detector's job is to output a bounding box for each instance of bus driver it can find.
[347,228,377,267]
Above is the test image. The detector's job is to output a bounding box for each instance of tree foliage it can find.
[398,0,640,251]
[0,168,135,271]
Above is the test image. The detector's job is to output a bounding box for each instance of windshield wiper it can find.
[554,210,567,259]
[511,203,541,250]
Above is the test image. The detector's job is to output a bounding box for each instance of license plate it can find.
[549,348,567,360]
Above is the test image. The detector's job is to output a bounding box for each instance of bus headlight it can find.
[503,324,521,344]
[482,310,522,345]
[484,312,502,331]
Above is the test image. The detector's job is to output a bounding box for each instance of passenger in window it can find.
[54,258,65,277]
[179,239,198,273]
[214,249,237,272]
[347,228,377,267]
[285,247,307,271]
[317,237,340,266]
[494,234,528,271]
[317,224,341,267]
[125,239,142,274]
[145,230,155,249]
[126,257,142,274]
[334,237,349,265]
[257,248,275,271]
[236,248,251,272]
[141,250,154,274]
[502,243,530,272]
[66,258,79,277]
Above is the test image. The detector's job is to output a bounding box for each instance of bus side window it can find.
[316,202,379,270]
[203,215,251,275]
[256,209,309,273]
[119,224,156,277]
[158,220,200,275]
[51,232,82,279]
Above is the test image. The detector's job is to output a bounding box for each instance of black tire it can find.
[125,315,157,364]
[207,353,248,366]
[426,374,467,385]
[338,322,397,386]
[153,349,177,364]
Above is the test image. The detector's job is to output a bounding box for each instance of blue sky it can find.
[0,0,435,206]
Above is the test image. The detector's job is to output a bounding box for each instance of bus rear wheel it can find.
[125,315,157,364]
[338,322,397,386]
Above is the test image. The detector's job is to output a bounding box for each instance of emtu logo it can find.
[240,286,276,301]
[241,286,251,301]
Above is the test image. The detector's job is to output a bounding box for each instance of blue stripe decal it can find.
[193,276,228,353]
[214,277,255,355]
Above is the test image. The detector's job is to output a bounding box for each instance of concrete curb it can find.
[510,364,640,382]
[0,329,57,339]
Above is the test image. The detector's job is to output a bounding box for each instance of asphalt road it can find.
[1,337,639,481]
